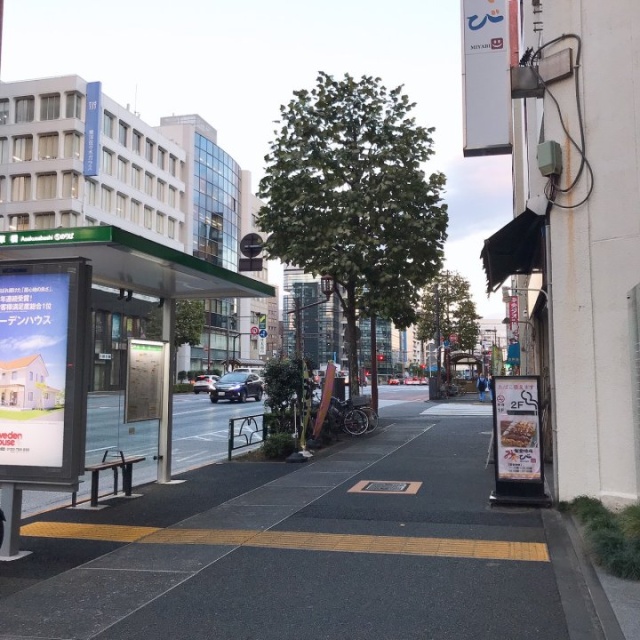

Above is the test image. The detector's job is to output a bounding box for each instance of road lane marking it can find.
[21,522,549,562]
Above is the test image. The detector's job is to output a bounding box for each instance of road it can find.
[19,384,432,517]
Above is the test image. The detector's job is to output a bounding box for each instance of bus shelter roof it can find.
[0,226,275,300]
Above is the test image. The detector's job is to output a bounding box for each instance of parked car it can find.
[388,377,401,386]
[193,374,219,394]
[210,372,264,403]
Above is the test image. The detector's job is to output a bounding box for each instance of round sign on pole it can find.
[250,326,259,336]
[259,329,268,339]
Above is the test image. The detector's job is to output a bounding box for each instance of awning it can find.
[480,209,546,293]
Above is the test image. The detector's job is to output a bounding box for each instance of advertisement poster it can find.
[494,376,541,482]
[0,272,70,467]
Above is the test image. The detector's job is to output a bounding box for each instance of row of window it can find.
[0,132,82,162]
[0,92,81,125]
[0,202,182,241]
[0,90,184,178]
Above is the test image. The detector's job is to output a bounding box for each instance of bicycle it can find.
[327,397,369,436]
[360,405,379,432]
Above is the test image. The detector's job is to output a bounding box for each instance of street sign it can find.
[259,329,268,338]
[239,233,264,258]
[250,326,259,336]
[259,314,267,330]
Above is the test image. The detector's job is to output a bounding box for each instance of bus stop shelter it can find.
[0,225,275,558]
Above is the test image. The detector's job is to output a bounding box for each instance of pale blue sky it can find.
[1,0,513,318]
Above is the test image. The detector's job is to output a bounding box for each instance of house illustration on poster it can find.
[0,355,60,410]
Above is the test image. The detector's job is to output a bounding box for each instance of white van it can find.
[233,367,265,378]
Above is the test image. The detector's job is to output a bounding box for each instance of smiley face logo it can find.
[491,38,504,49]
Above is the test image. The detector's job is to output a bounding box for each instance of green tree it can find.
[145,300,205,348]
[417,271,480,353]
[257,72,448,395]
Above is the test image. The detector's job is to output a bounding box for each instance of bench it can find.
[73,450,146,508]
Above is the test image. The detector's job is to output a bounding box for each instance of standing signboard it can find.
[124,339,167,423]
[0,259,91,486]
[491,375,551,505]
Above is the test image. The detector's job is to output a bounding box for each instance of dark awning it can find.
[480,208,546,293]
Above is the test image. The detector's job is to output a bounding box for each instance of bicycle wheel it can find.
[342,409,368,436]
[361,407,379,432]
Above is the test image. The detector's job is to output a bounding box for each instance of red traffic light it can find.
[376,354,384,361]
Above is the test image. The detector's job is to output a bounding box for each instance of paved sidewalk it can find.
[0,400,637,639]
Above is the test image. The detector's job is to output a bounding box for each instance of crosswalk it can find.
[421,402,493,416]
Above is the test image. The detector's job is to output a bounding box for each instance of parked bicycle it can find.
[359,405,379,432]
[327,397,369,436]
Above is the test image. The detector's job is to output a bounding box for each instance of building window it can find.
[40,94,60,121]
[35,212,55,229]
[36,173,57,199]
[102,149,113,175]
[132,130,142,154]
[62,172,79,198]
[85,179,97,206]
[64,131,82,159]
[11,175,31,201]
[156,179,165,201]
[118,121,128,146]
[8,213,29,230]
[131,200,141,224]
[0,100,9,125]
[101,185,113,212]
[117,156,128,182]
[168,217,176,239]
[13,135,33,161]
[168,186,176,208]
[65,93,82,119]
[156,212,165,234]
[60,211,78,227]
[169,154,177,176]
[157,147,166,170]
[15,97,34,123]
[116,193,127,218]
[132,164,141,189]
[145,139,154,163]
[0,176,5,202]
[103,112,114,138]
[144,172,153,196]
[144,205,152,229]
[38,133,59,159]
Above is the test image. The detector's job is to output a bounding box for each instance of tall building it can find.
[476,2,640,506]
[0,76,275,385]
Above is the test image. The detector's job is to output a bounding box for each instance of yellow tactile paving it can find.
[20,521,160,543]
[21,522,550,562]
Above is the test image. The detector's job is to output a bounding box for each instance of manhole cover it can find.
[348,480,422,494]
[365,482,409,492]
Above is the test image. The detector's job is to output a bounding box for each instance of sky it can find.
[0,0,514,320]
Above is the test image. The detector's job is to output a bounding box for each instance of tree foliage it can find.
[257,71,448,393]
[416,271,480,352]
[145,300,205,349]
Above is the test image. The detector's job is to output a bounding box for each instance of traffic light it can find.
[377,354,384,361]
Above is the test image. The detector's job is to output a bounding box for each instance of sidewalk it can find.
[0,398,637,639]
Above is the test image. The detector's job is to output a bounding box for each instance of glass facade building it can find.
[192,133,240,271]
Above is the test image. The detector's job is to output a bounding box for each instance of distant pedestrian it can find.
[488,374,495,402]
[476,373,488,402]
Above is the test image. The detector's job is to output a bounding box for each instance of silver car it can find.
[193,374,219,394]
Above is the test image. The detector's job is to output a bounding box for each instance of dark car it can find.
[210,372,264,403]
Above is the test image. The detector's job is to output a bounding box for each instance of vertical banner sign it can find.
[508,295,519,340]
[0,259,91,485]
[461,0,512,156]
[492,376,549,503]
[83,81,102,176]
[125,340,166,423]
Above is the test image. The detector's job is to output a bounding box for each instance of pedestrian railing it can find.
[228,413,265,460]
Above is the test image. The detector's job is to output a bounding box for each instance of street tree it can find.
[145,300,205,349]
[417,270,481,360]
[257,71,448,395]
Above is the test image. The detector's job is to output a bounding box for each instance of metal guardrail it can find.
[227,413,265,460]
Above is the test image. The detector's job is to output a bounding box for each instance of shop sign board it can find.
[491,375,550,504]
